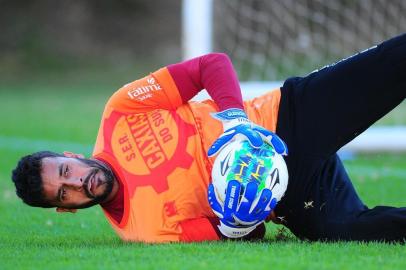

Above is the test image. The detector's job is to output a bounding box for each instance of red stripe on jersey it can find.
[179,217,221,242]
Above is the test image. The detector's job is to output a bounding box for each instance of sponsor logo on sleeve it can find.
[127,76,162,101]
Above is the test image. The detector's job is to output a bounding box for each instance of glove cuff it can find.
[218,221,258,238]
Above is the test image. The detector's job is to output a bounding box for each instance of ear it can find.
[63,151,84,159]
[56,207,77,213]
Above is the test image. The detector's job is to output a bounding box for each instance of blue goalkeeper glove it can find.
[207,108,288,157]
[208,180,277,238]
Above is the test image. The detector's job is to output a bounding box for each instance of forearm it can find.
[167,53,244,110]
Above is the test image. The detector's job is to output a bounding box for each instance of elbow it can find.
[200,52,233,68]
[204,52,231,62]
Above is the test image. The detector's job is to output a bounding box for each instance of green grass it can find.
[0,81,405,270]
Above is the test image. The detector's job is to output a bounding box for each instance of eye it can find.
[61,188,67,201]
[64,166,70,177]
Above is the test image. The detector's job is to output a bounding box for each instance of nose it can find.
[64,177,83,189]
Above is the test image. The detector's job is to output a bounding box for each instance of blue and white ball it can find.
[211,140,288,204]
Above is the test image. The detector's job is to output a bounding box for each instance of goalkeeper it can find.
[12,34,405,242]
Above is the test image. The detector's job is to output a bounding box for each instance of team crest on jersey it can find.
[102,109,196,195]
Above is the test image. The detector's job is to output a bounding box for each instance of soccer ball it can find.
[211,140,288,204]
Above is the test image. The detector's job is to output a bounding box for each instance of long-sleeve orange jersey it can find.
[92,60,281,243]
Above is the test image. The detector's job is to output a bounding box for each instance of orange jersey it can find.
[92,67,281,243]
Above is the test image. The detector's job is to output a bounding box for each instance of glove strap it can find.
[212,108,251,132]
[211,108,248,121]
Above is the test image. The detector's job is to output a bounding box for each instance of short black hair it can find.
[12,151,63,208]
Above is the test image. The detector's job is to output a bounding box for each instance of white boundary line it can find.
[1,133,406,161]
[1,80,405,156]
[1,136,405,178]
[1,136,404,178]
[344,164,406,179]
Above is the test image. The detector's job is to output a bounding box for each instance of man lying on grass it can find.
[12,34,406,243]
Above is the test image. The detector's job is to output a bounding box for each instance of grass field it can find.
[0,79,405,270]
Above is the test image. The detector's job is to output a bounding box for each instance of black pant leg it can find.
[275,34,406,242]
[314,156,406,242]
[278,33,406,158]
[276,154,367,240]
[325,206,406,242]
[277,154,406,242]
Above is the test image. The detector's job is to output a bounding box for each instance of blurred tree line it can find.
[0,0,182,81]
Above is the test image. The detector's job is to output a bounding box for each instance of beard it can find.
[74,158,115,209]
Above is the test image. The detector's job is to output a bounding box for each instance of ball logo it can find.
[269,168,280,190]
[102,109,196,195]
[220,151,232,176]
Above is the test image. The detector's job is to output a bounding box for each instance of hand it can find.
[208,180,277,238]
[207,108,288,157]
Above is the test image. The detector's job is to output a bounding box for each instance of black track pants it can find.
[275,33,406,242]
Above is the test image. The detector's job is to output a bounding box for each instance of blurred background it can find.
[2,0,404,149]
[0,2,405,266]
[0,0,182,85]
[2,0,406,82]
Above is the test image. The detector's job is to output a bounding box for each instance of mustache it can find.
[83,169,98,199]
[76,157,115,204]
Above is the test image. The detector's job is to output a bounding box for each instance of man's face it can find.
[41,156,115,209]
